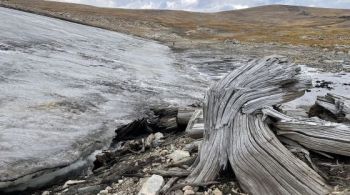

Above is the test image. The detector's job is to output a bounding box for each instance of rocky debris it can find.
[212,188,223,195]
[138,174,164,195]
[315,80,334,89]
[168,150,191,163]
[30,105,350,195]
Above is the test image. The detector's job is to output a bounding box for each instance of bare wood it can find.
[263,107,350,156]
[167,181,220,193]
[185,109,204,139]
[166,156,197,168]
[187,55,330,195]
[160,177,179,195]
[151,168,190,177]
[316,93,350,121]
[177,107,196,127]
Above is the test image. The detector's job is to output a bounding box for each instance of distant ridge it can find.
[1,0,350,48]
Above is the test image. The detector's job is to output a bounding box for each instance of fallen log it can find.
[177,107,196,127]
[263,107,350,157]
[316,93,350,122]
[186,55,331,194]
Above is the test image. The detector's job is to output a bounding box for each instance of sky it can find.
[51,0,350,12]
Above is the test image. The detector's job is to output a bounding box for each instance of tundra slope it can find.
[0,7,205,190]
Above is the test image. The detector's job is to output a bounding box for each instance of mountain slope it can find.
[1,0,350,48]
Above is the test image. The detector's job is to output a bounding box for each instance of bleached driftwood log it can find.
[263,107,350,156]
[186,55,331,194]
[316,93,350,121]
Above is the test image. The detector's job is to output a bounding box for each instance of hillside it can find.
[1,0,350,48]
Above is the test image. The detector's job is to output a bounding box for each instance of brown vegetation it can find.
[1,0,350,48]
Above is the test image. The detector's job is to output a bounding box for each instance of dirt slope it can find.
[1,0,350,48]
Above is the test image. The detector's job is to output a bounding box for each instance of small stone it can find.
[212,188,223,195]
[160,150,168,156]
[154,132,164,140]
[153,132,164,146]
[138,174,164,195]
[62,180,86,189]
[105,186,112,191]
[184,190,195,195]
[98,189,109,195]
[145,134,155,148]
[42,191,50,195]
[168,150,190,163]
[118,179,123,184]
[183,186,193,191]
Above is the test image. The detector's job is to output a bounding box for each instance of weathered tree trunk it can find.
[186,55,331,194]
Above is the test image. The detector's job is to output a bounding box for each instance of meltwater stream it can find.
[0,7,206,190]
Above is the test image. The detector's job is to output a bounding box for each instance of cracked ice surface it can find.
[0,7,205,186]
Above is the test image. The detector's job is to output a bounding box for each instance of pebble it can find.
[183,186,193,191]
[212,188,223,195]
[184,190,195,195]
[98,189,109,195]
[42,191,50,195]
[168,150,190,163]
[154,132,164,140]
[145,134,155,148]
[160,150,169,156]
[138,174,164,195]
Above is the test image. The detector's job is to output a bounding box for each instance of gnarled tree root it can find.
[186,55,331,194]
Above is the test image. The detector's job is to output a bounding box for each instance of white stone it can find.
[153,132,164,146]
[154,132,164,140]
[42,191,50,195]
[138,174,164,195]
[160,150,168,156]
[98,189,109,195]
[168,150,190,162]
[145,134,155,148]
[182,186,193,191]
[62,180,85,189]
[184,190,195,195]
[213,188,223,195]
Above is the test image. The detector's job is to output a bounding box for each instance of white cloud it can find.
[47,0,350,12]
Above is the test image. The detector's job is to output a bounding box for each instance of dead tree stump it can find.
[186,55,331,194]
